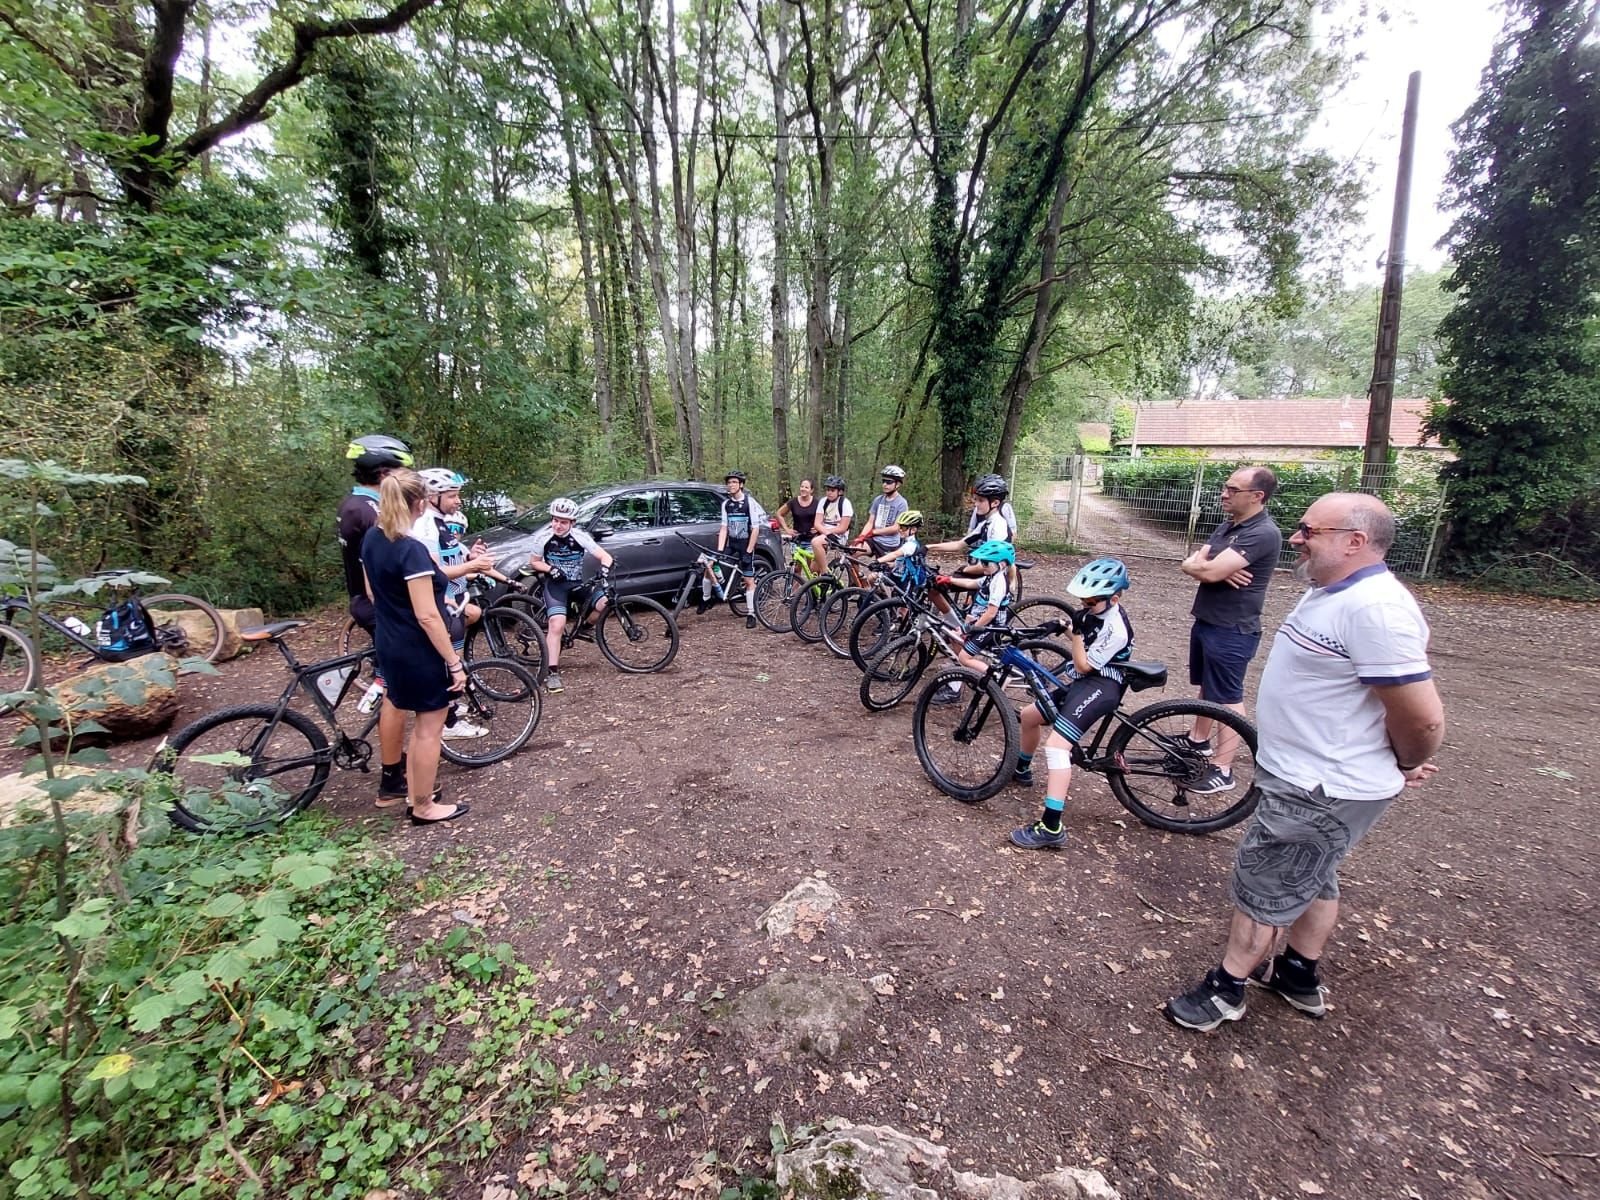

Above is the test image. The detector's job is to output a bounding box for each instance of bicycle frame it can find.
[981,645,1134,770]
[668,536,746,615]
[1,596,104,657]
[271,638,383,748]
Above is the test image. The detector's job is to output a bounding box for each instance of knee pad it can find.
[1044,746,1072,770]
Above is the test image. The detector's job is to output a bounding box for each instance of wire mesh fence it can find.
[1013,452,1449,577]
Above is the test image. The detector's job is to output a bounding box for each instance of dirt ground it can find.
[9,553,1599,1200]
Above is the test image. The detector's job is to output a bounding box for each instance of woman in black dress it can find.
[360,469,469,825]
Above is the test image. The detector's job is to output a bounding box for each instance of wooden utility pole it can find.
[1362,71,1421,494]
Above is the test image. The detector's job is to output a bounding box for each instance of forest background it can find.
[2,0,1598,612]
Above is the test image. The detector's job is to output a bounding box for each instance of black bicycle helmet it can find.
[725,469,747,483]
[973,473,1009,500]
[347,434,414,479]
[824,475,845,490]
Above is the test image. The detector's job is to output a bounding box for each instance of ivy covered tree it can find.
[1433,0,1600,565]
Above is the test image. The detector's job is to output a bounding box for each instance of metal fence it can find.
[1018,453,1449,578]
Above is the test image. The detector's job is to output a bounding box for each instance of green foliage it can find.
[1433,0,1600,567]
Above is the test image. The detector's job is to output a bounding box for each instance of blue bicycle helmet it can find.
[970,538,1015,565]
[1067,557,1130,599]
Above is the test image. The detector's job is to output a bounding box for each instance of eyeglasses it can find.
[881,478,899,485]
[1221,485,1262,496]
[1294,522,1359,539]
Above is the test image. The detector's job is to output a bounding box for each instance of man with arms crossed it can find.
[1165,493,1445,1031]
[1178,466,1282,796]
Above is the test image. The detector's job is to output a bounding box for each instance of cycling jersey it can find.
[966,501,1018,541]
[968,569,1011,625]
[336,487,382,602]
[962,508,1011,549]
[412,506,469,613]
[529,524,601,581]
[721,493,768,543]
[1070,604,1134,685]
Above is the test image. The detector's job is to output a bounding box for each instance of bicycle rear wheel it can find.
[339,618,374,656]
[596,597,680,673]
[150,704,331,833]
[143,593,227,663]
[1106,699,1259,833]
[0,625,42,712]
[820,587,875,659]
[752,568,803,633]
[849,597,913,671]
[860,634,932,712]
[1011,597,1075,631]
[441,658,541,767]
[466,606,549,682]
[912,667,1018,804]
[725,580,752,618]
[789,577,838,643]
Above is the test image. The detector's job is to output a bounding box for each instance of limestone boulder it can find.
[776,1122,1118,1200]
[727,971,871,1061]
[758,875,845,940]
[54,654,179,740]
[0,767,125,829]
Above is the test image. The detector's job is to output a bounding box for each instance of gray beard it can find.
[1293,559,1314,585]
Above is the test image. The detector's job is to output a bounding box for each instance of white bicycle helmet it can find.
[420,467,466,495]
[548,497,579,519]
[881,464,906,482]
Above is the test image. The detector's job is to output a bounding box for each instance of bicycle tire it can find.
[1106,698,1260,834]
[848,596,914,672]
[912,667,1019,804]
[142,593,227,663]
[441,658,542,767]
[596,597,680,673]
[752,568,803,633]
[1011,597,1075,629]
[151,705,331,833]
[725,582,752,618]
[820,587,875,659]
[859,634,932,712]
[788,577,838,643]
[0,625,42,712]
[466,605,549,682]
[339,617,374,656]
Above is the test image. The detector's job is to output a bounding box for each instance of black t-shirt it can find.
[1191,510,1283,634]
[786,495,819,538]
[336,487,382,601]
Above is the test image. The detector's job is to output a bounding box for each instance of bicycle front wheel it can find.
[596,597,680,673]
[151,705,331,833]
[466,606,549,682]
[860,634,932,712]
[912,667,1018,804]
[340,617,374,656]
[789,577,838,643]
[849,597,912,671]
[753,568,803,633]
[1106,699,1259,833]
[143,593,227,663]
[0,625,42,712]
[820,587,875,659]
[441,658,542,767]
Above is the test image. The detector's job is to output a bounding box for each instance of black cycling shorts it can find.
[1046,676,1124,743]
[545,576,591,617]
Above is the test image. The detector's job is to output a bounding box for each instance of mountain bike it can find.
[786,547,879,643]
[666,533,753,619]
[751,534,839,633]
[459,575,549,681]
[148,620,541,832]
[912,646,1260,833]
[1,572,226,709]
[497,571,679,674]
[860,612,1072,712]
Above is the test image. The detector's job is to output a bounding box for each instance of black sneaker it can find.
[377,761,407,804]
[928,683,962,707]
[695,596,713,615]
[1011,767,1035,788]
[1248,957,1328,1019]
[745,613,757,630]
[1188,766,1237,795]
[1177,733,1214,757]
[1164,968,1247,1031]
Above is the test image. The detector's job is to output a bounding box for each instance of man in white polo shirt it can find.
[1165,492,1445,1032]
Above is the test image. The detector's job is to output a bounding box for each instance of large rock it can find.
[776,1122,1119,1200]
[759,875,845,940]
[54,654,179,740]
[0,767,123,829]
[728,971,871,1061]
[147,605,262,661]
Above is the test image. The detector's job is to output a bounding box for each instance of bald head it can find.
[1320,492,1396,554]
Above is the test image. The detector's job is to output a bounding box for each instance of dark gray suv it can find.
[476,480,783,599]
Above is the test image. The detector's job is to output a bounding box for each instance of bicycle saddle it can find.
[1122,661,1168,692]
[1015,559,1035,570]
[238,620,312,642]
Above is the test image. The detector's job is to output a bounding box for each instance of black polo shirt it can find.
[1191,509,1282,634]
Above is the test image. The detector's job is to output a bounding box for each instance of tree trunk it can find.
[766,2,794,497]
[561,99,612,428]
[831,267,853,474]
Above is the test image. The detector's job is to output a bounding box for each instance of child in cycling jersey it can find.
[1010,557,1135,851]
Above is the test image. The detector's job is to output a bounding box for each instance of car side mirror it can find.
[589,521,615,540]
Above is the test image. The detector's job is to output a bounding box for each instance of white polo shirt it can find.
[1256,564,1433,801]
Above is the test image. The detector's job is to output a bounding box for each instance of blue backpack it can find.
[95,599,158,660]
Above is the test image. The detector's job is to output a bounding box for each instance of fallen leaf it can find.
[753,1076,771,1094]
[1230,1054,1246,1070]
[1298,1183,1326,1196]
[1103,961,1126,975]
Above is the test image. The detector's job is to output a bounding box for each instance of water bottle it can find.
[355,679,386,714]
[62,616,91,638]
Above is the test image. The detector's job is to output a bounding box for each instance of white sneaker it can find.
[443,718,489,739]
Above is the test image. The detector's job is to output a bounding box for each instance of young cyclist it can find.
[526,497,615,693]
[926,538,1014,702]
[414,468,495,735]
[1009,557,1135,850]
[852,465,908,557]
[714,470,767,628]
[337,434,414,637]
[813,475,854,576]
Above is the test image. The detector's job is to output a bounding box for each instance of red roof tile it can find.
[1128,398,1443,449]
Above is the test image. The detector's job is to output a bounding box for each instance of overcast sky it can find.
[1321,0,1507,278]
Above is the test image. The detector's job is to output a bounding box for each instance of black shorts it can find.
[1046,676,1124,743]
[1189,620,1261,705]
[728,548,756,578]
[544,576,591,617]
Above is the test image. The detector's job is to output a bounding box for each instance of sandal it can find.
[410,802,469,826]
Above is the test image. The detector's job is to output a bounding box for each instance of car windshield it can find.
[509,485,613,530]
